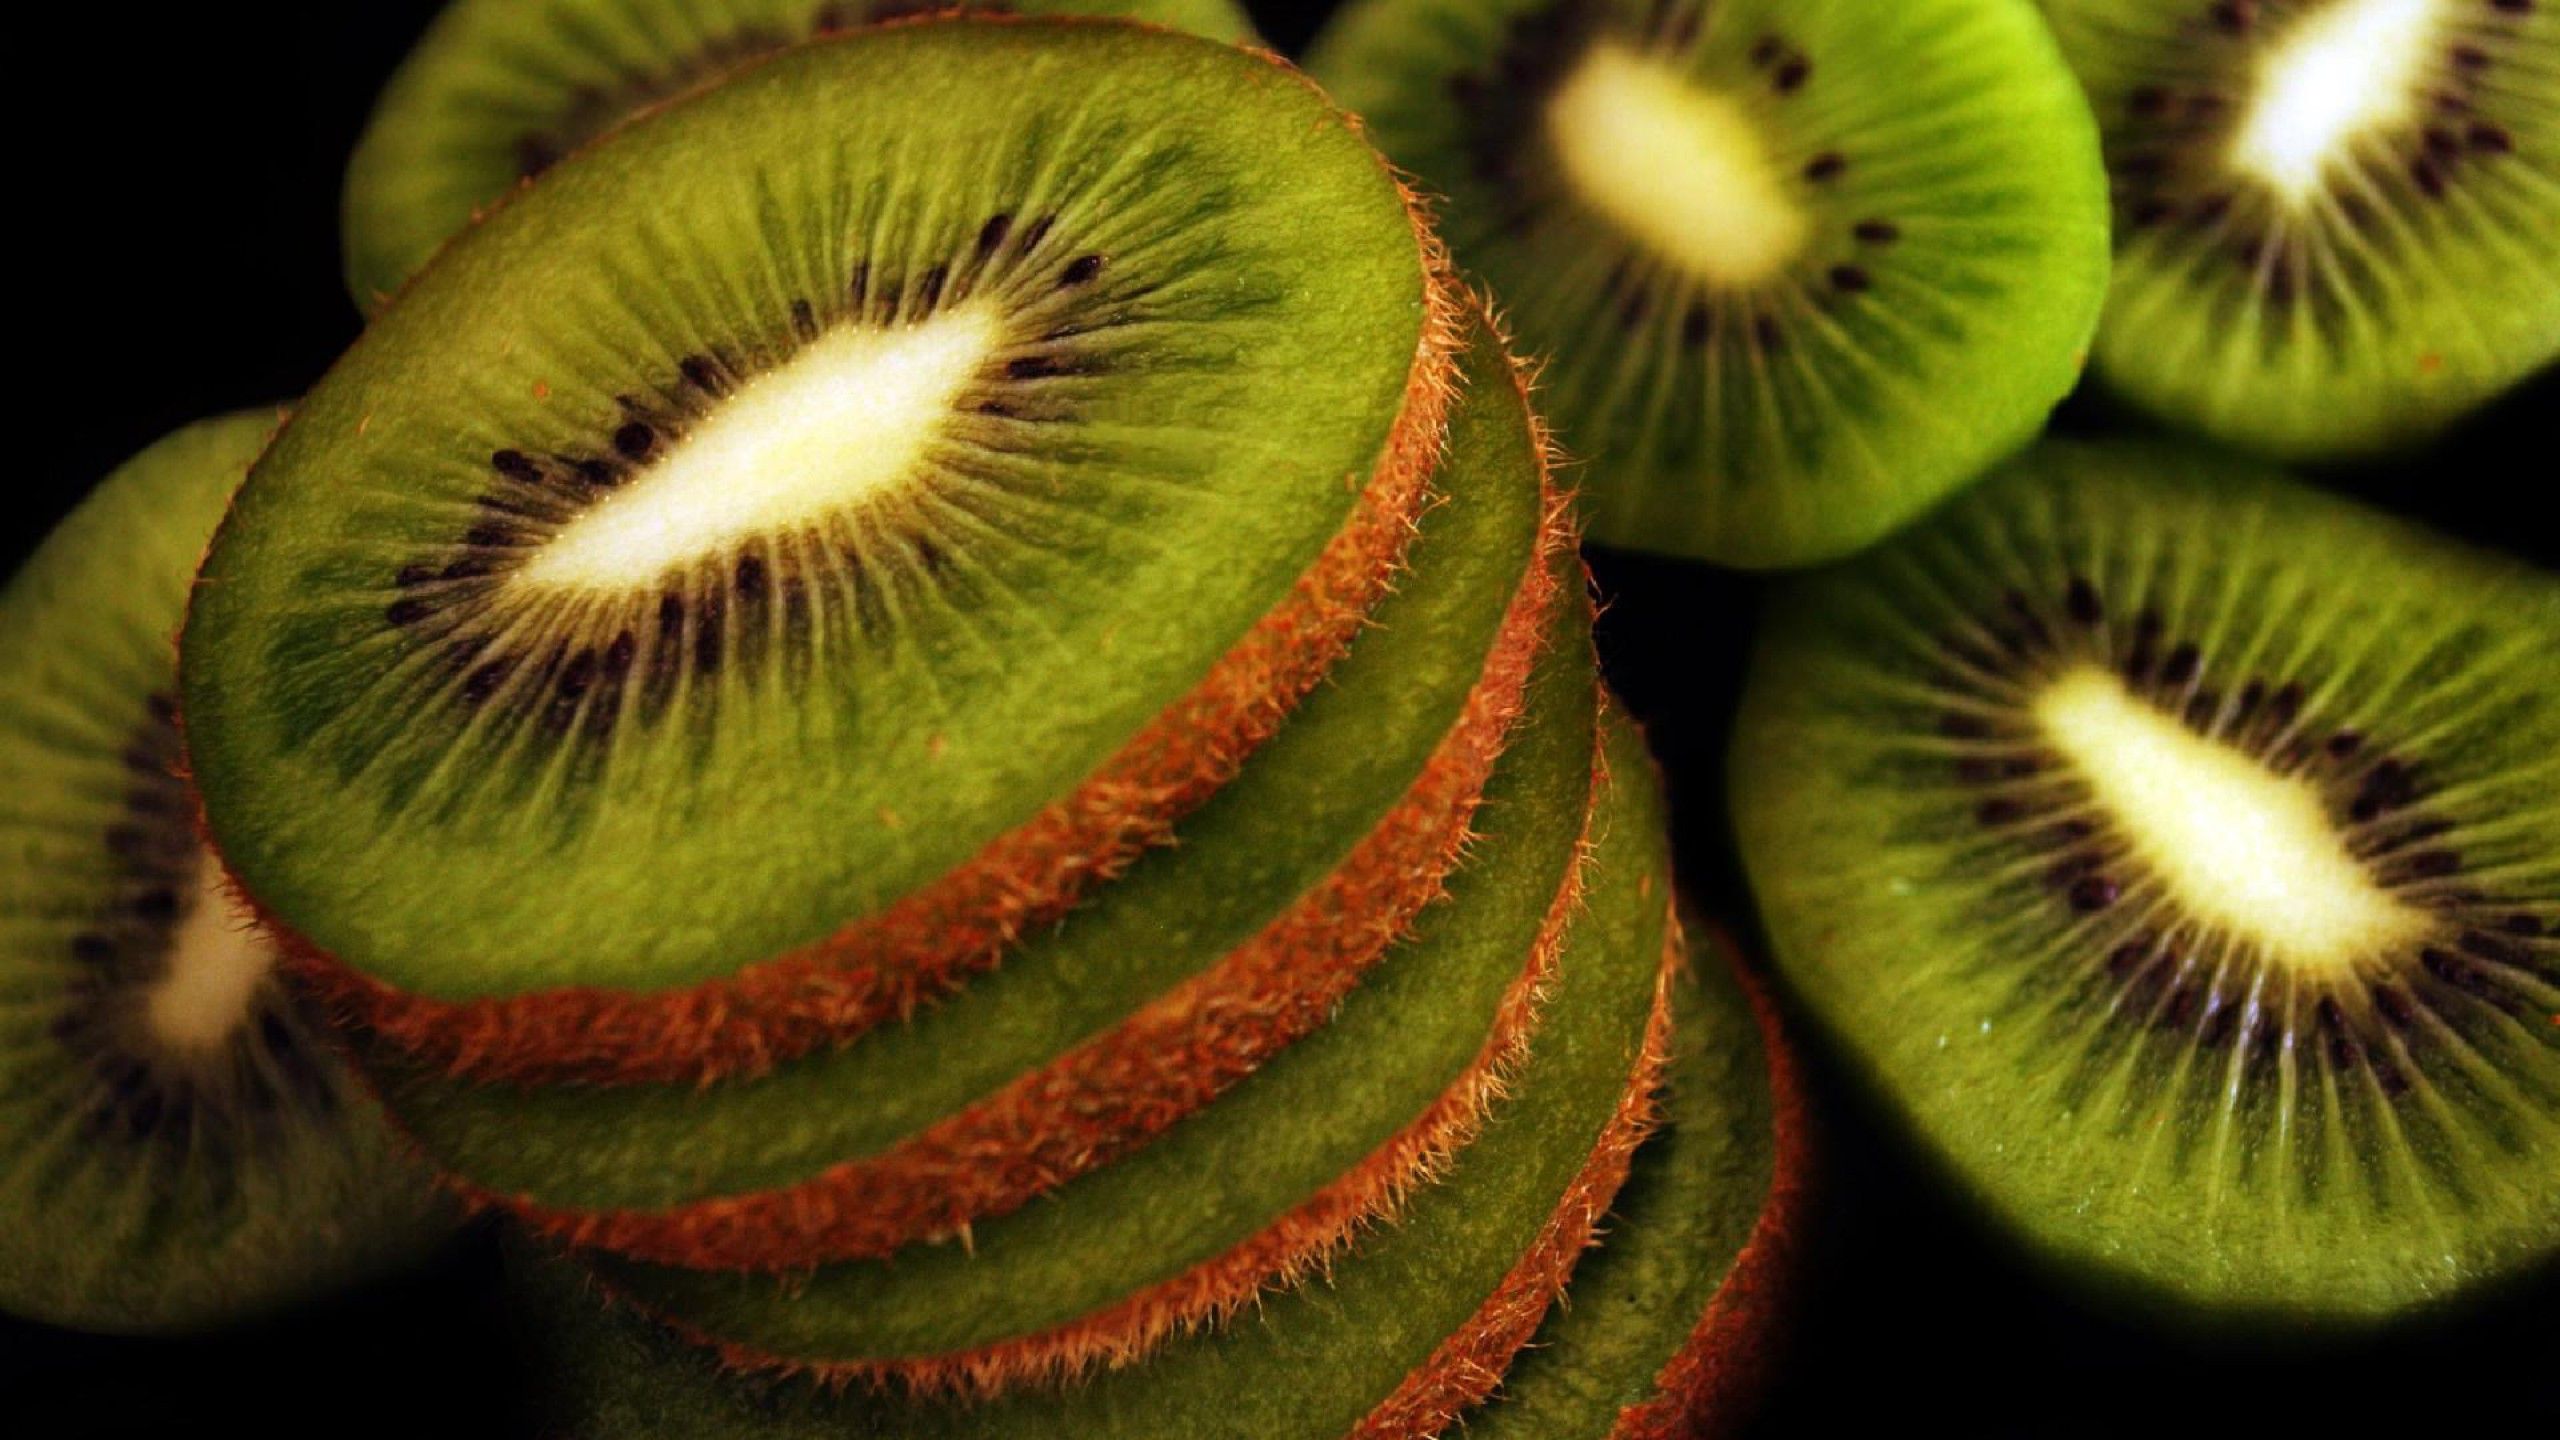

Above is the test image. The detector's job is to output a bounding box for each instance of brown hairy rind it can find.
[245,168,1471,1089]
[470,473,1577,1269]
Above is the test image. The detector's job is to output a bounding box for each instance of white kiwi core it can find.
[1544,42,1807,286]
[520,305,1003,592]
[2228,0,2445,205]
[148,856,280,1054]
[2033,667,2425,973]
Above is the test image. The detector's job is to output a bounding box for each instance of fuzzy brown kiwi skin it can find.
[450,430,1576,1271]
[226,56,1472,1090]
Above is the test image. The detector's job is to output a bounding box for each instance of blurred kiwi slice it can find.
[0,417,452,1334]
[2043,0,2560,459]
[186,21,1454,1086]
[342,0,1261,309]
[516,710,1674,1434]
[1733,439,2559,1321]
[1311,0,2110,568]
[348,307,1566,1269]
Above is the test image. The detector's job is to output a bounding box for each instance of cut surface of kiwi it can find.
[1311,0,2111,567]
[586,610,1598,1378]
[1733,439,2559,1321]
[0,416,452,1334]
[1467,936,1800,1440]
[184,22,1451,1081]
[519,711,1673,1430]
[354,308,1561,1268]
[2043,0,2560,459]
[342,0,1260,308]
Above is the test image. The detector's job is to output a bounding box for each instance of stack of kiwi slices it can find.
[157,14,1805,1437]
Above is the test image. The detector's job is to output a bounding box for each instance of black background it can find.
[3,2,2556,1435]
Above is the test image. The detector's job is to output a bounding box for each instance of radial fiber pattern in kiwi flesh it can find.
[0,416,451,1334]
[353,308,1564,1260]
[1311,0,2110,568]
[342,0,1260,307]
[587,619,1599,1381]
[526,715,1673,1434]
[2044,0,2560,459]
[1467,935,1804,1440]
[186,24,1450,1081]
[1733,440,2560,1320]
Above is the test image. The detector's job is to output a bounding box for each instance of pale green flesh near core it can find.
[1733,439,2560,1319]
[0,417,450,1334]
[521,716,1671,1437]
[1311,0,2110,567]
[187,24,1432,1000]
[595,609,1597,1357]
[341,0,1260,307]
[2043,0,2560,459]
[358,317,1551,1212]
[1467,951,1779,1439]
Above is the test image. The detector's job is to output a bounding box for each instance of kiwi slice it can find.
[2042,0,2560,459]
[0,416,452,1334]
[1468,929,1806,1440]
[342,0,1260,309]
[517,710,1673,1431]
[1309,0,2111,568]
[584,613,1602,1388]
[184,21,1459,1087]
[1732,439,2560,1321]
[350,307,1567,1267]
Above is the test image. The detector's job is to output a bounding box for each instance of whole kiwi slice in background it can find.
[2041,0,2560,460]
[347,306,1569,1272]
[513,711,1674,1437]
[1310,0,2111,568]
[342,0,1261,309]
[1732,439,2559,1322]
[0,416,452,1334]
[185,20,1456,1087]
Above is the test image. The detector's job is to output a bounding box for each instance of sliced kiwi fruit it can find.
[513,709,1673,1431]
[342,0,1261,309]
[1732,438,2560,1321]
[1309,0,2111,568]
[0,416,452,1334]
[184,20,1458,1087]
[2042,0,2560,459]
[583,613,1601,1387]
[346,307,1565,1270]
[1468,929,1805,1440]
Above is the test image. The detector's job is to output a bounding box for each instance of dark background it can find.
[4,2,2554,1435]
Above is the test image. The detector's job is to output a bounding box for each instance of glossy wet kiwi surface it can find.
[1733,439,2559,1320]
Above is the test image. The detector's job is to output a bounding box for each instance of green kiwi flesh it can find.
[352,311,1550,1222]
[342,0,1261,308]
[1732,439,2560,1320]
[0,417,452,1333]
[185,23,1436,1006]
[1467,949,1783,1439]
[2043,0,2560,459]
[1310,0,2111,567]
[517,710,1669,1432]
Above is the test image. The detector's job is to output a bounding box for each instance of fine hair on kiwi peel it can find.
[1311,0,2113,568]
[341,0,1264,309]
[182,20,1466,1089]
[345,302,1573,1272]
[1733,438,2558,1325]
[0,416,452,1335]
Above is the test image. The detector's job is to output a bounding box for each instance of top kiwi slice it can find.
[1,416,451,1334]
[1311,0,2111,568]
[184,21,1449,1079]
[2043,0,2560,459]
[342,0,1261,309]
[1732,439,2560,1321]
